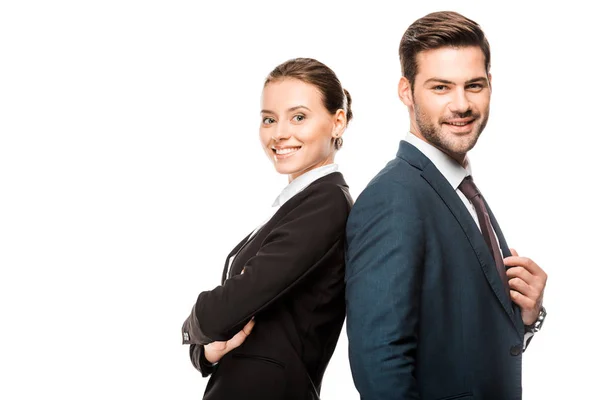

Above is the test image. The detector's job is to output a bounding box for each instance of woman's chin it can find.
[273,163,299,177]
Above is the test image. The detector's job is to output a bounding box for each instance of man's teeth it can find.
[447,121,471,126]
[275,147,300,155]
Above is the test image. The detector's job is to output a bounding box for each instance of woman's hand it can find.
[204,318,255,364]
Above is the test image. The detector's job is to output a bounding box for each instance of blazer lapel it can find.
[486,201,525,333]
[221,231,254,284]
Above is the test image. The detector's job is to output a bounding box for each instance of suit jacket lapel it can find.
[486,201,525,334]
[397,141,520,334]
[221,231,254,284]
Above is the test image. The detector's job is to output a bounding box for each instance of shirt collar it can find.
[272,163,339,208]
[405,132,472,190]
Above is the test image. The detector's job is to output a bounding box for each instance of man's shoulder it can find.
[364,156,428,194]
[348,156,434,218]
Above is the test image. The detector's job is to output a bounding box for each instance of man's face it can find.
[407,46,491,163]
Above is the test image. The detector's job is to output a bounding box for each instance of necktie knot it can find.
[458,175,481,200]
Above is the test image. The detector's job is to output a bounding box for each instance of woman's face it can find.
[260,78,344,182]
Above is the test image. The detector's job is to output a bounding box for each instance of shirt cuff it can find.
[523,331,534,351]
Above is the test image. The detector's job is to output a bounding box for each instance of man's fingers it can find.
[506,266,534,284]
[510,248,519,257]
[508,277,534,298]
[510,290,535,309]
[504,256,544,277]
[504,256,534,269]
[505,259,547,292]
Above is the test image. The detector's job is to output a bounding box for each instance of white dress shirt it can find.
[272,163,340,211]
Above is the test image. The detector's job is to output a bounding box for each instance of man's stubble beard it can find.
[413,99,489,161]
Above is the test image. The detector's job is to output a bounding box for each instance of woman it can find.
[182,57,353,400]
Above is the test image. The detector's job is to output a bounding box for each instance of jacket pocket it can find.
[437,392,473,400]
[231,353,285,369]
[208,353,287,400]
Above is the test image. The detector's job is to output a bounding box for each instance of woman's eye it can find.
[292,115,305,122]
[262,117,275,124]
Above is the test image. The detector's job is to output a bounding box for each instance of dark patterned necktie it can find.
[458,175,509,294]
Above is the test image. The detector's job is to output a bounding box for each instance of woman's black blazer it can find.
[182,172,353,400]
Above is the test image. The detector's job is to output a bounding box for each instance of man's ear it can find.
[398,76,413,107]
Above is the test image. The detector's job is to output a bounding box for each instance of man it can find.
[345,11,547,400]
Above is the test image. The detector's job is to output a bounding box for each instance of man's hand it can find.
[204,318,255,364]
[504,248,547,325]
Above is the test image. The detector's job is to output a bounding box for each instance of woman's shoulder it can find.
[262,173,351,239]
[301,172,352,208]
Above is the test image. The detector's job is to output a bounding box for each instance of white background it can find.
[1,1,598,399]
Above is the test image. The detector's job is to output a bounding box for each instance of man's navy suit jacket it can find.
[345,141,525,400]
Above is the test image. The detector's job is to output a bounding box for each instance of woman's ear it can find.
[332,109,347,139]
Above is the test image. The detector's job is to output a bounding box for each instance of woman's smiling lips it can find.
[272,145,302,160]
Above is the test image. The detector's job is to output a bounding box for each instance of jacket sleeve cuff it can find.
[190,344,218,377]
[181,305,212,345]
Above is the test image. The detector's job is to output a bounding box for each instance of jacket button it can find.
[510,345,522,356]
